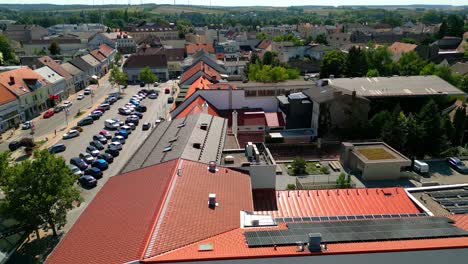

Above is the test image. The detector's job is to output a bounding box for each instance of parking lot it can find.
[55,81,176,231]
[424,160,468,185]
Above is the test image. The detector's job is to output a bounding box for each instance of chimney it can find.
[208,161,217,173]
[9,76,14,85]
[232,110,238,136]
[208,193,217,208]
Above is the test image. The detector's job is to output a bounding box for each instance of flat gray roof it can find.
[121,113,227,173]
[328,75,465,97]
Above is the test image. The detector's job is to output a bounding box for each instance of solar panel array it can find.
[428,189,468,215]
[274,213,427,223]
[244,217,468,247]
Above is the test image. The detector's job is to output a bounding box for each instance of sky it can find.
[0,1,465,6]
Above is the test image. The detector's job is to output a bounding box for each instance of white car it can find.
[63,129,80,139]
[84,87,92,95]
[62,101,73,108]
[125,103,136,109]
[77,94,84,100]
[108,142,122,151]
[22,121,32,130]
[132,94,143,100]
[105,119,120,130]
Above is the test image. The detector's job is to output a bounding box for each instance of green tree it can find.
[315,34,328,45]
[256,32,269,40]
[262,51,278,65]
[446,14,464,37]
[139,66,158,88]
[0,34,18,65]
[452,107,466,145]
[381,109,408,152]
[438,20,448,39]
[401,37,417,44]
[369,110,391,138]
[420,63,436,75]
[406,113,425,158]
[1,150,82,237]
[397,51,426,76]
[366,69,380,77]
[365,46,394,76]
[0,151,11,185]
[114,52,122,65]
[417,100,446,157]
[291,157,307,175]
[435,65,458,86]
[48,41,61,55]
[346,46,368,77]
[320,50,347,78]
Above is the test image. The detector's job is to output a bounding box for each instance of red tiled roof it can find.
[185,76,212,99]
[175,95,220,119]
[265,112,285,127]
[208,83,237,90]
[90,49,107,62]
[253,188,421,217]
[144,159,253,258]
[146,216,468,263]
[219,109,266,127]
[257,39,272,49]
[179,61,220,85]
[98,43,114,57]
[0,84,16,105]
[45,159,179,264]
[186,43,215,55]
[37,56,73,80]
[237,131,265,147]
[0,67,48,97]
[46,159,253,264]
[388,42,417,54]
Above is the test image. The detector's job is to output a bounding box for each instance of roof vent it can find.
[200,123,208,130]
[208,161,218,173]
[208,193,217,208]
[9,76,15,85]
[163,146,172,152]
[193,143,201,149]
[224,155,234,164]
[169,136,178,143]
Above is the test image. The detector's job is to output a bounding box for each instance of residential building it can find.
[125,21,179,42]
[3,24,48,42]
[186,43,215,56]
[164,48,185,79]
[217,40,240,61]
[35,56,75,97]
[90,49,109,76]
[97,43,116,66]
[123,47,168,82]
[340,142,411,180]
[21,38,86,56]
[277,92,313,129]
[179,60,221,87]
[271,42,333,62]
[0,84,20,131]
[80,54,101,78]
[68,57,95,83]
[47,23,106,34]
[34,66,66,103]
[89,32,136,54]
[0,67,50,121]
[61,62,86,92]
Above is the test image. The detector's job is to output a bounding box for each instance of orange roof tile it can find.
[185,76,212,99]
[253,188,421,217]
[90,49,107,62]
[257,39,272,49]
[0,84,17,105]
[0,67,48,97]
[46,159,179,264]
[98,43,114,57]
[388,42,417,54]
[186,43,215,55]
[179,61,220,85]
[175,96,220,119]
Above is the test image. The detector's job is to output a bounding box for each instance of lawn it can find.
[287,161,329,176]
[358,148,395,160]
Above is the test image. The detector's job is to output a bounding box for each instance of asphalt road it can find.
[61,81,176,231]
[0,79,115,153]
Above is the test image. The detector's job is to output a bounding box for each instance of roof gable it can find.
[37,56,72,80]
[0,67,47,97]
[175,95,220,119]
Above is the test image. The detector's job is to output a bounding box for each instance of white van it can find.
[414,160,429,174]
[105,119,119,130]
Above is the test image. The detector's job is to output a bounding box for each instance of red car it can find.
[99,130,112,139]
[165,88,170,94]
[43,109,55,118]
[95,107,106,113]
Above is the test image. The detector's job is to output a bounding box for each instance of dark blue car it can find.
[116,129,129,139]
[84,167,103,179]
[92,159,109,171]
[70,157,88,170]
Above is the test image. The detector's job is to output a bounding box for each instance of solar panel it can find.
[245,217,468,247]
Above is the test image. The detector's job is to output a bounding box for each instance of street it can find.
[60,81,175,231]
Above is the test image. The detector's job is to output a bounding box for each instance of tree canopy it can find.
[139,66,158,87]
[0,34,18,65]
[320,50,347,78]
[49,41,61,55]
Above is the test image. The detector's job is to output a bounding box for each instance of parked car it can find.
[130,111,143,119]
[89,112,101,120]
[120,125,132,134]
[135,105,147,112]
[153,82,159,87]
[79,152,94,164]
[78,175,97,188]
[62,101,73,108]
[140,82,145,87]
[8,141,21,151]
[95,106,106,113]
[447,157,468,174]
[63,129,80,139]
[43,109,55,118]
[155,119,162,125]
[105,97,117,105]
[48,143,66,154]
[53,106,64,113]
[100,130,112,139]
[97,153,114,163]
[127,122,136,130]
[86,145,100,156]
[21,121,32,130]
[142,122,151,130]
[167,97,174,104]
[90,140,104,150]
[71,126,83,132]
[68,164,83,177]
[119,107,132,115]
[165,88,170,94]
[78,117,94,126]
[84,87,92,95]
[148,93,158,99]
[105,148,120,157]
[92,159,108,171]
[112,135,126,144]
[108,141,122,151]
[140,89,149,94]
[93,134,108,144]
[130,99,140,106]
[126,115,139,125]
[105,119,120,130]
[99,103,111,110]
[115,129,129,139]
[70,157,88,170]
[77,94,85,100]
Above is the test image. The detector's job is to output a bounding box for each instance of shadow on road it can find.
[6,234,61,264]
